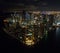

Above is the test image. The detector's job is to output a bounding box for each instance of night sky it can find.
[0,0,60,11]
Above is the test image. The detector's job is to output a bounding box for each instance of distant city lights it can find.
[3,11,60,46]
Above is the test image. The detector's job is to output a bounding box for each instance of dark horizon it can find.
[0,0,60,11]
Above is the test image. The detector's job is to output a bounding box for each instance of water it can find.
[56,27,60,47]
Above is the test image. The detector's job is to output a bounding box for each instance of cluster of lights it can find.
[3,12,45,46]
[25,37,34,46]
[3,11,60,46]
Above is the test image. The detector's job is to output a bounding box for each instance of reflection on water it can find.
[56,27,60,39]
